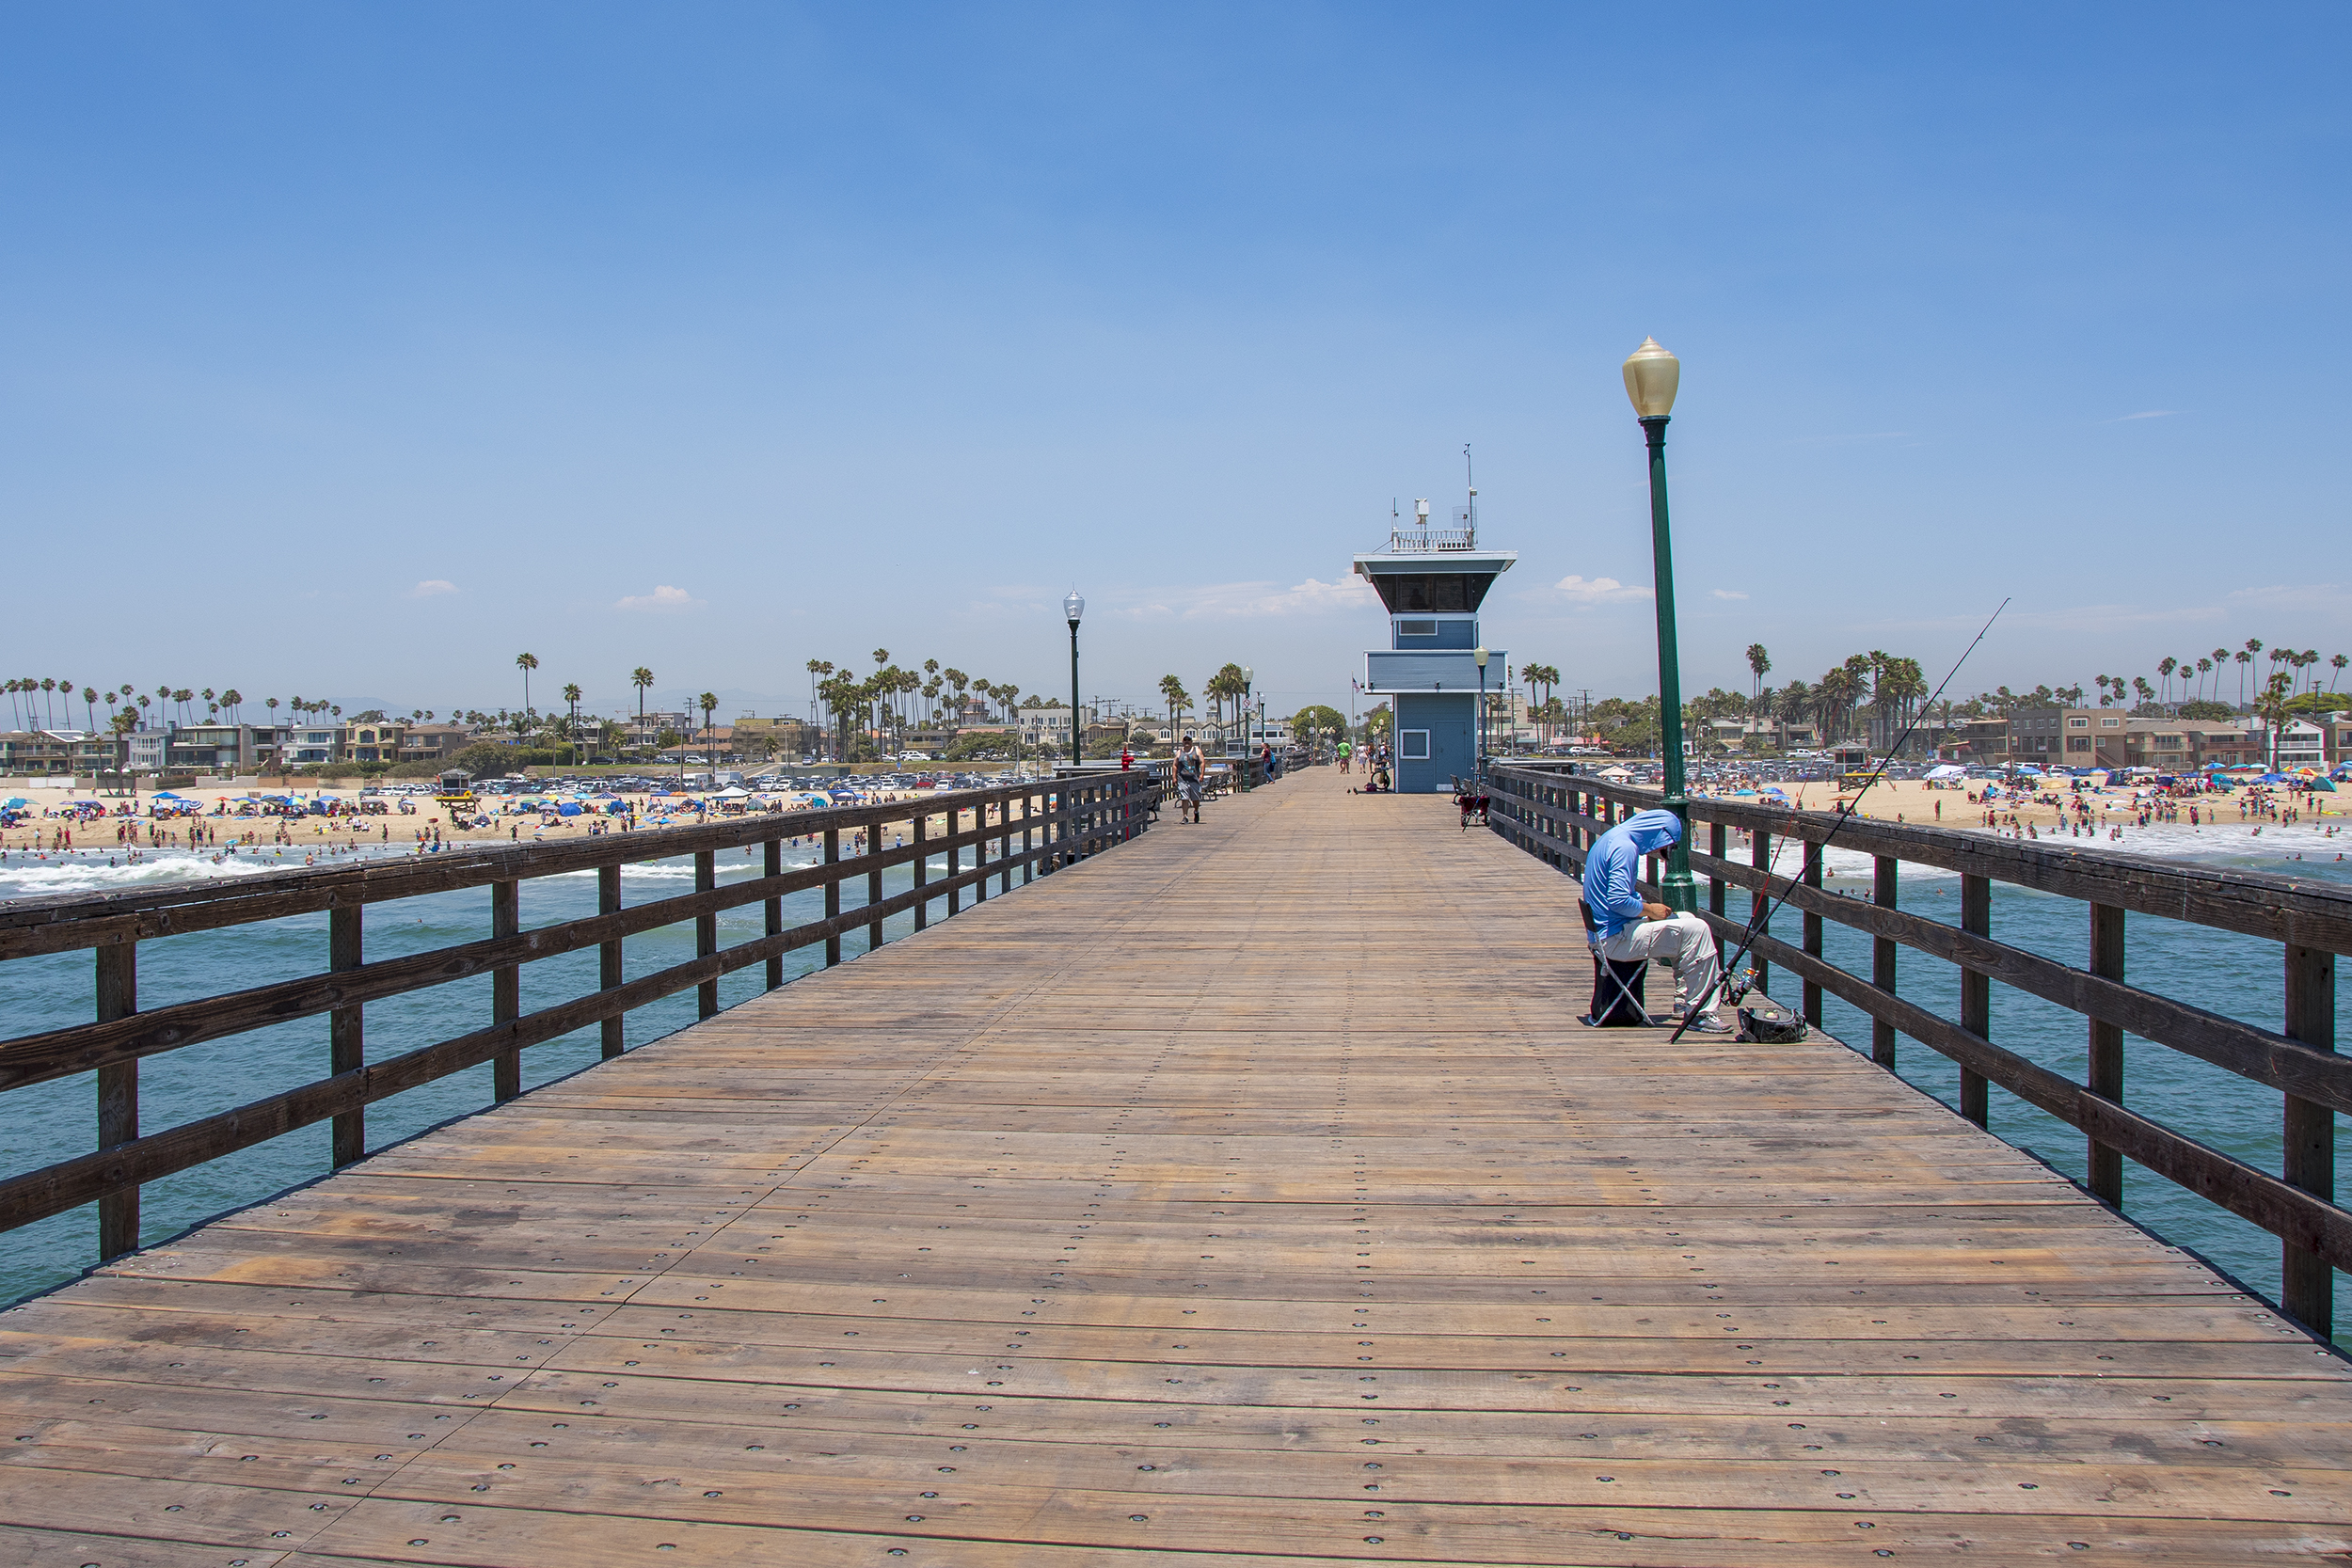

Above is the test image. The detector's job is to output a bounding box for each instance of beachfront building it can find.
[283,721,343,767]
[623,712,692,749]
[342,720,404,765]
[1352,515,1516,794]
[2009,707,2126,770]
[1017,706,1094,753]
[397,723,471,765]
[732,716,822,760]
[0,730,117,778]
[1945,716,2011,765]
[2118,719,2257,771]
[2247,719,2328,771]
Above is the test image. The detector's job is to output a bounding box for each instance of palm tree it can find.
[698,691,718,759]
[1744,643,1771,706]
[2156,657,2176,704]
[562,683,583,764]
[516,653,539,715]
[630,667,655,751]
[1159,674,1189,741]
[266,697,280,731]
[2330,654,2348,700]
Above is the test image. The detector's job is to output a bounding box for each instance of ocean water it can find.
[0,830,985,1307]
[1,816,2346,1342]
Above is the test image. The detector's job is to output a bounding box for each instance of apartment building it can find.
[1017,706,1094,747]
[397,723,472,764]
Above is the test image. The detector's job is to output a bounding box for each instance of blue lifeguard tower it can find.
[1353,501,1516,794]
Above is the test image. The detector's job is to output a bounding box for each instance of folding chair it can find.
[1578,897,1656,1027]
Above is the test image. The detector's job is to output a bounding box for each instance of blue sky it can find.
[3,5,2345,724]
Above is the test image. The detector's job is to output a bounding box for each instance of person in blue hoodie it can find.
[1581,807,1730,1033]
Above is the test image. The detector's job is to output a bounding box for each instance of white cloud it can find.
[1111,575,1379,620]
[409,578,457,597]
[1555,574,1652,605]
[2107,409,2176,421]
[615,584,705,612]
[1710,588,1750,601]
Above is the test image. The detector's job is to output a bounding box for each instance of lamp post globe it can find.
[1622,337,1696,912]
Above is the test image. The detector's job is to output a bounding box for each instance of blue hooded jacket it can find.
[1581,808,1683,942]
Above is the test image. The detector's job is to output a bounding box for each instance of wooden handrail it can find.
[1484,762,2346,1338]
[0,773,1161,1259]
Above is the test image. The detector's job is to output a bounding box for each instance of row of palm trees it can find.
[1686,649,1930,746]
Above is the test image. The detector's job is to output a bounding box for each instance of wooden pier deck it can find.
[2,775,2346,1565]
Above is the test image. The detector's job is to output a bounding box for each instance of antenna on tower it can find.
[1463,443,1477,541]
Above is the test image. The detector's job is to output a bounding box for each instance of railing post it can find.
[491,880,519,1101]
[1708,823,1726,916]
[95,942,138,1261]
[1871,856,1898,1069]
[2282,942,2336,1338]
[823,827,842,966]
[762,839,784,990]
[1749,828,1771,997]
[694,849,720,1016]
[330,905,364,1167]
[601,863,626,1056]
[973,800,990,906]
[2087,904,2125,1207]
[867,820,886,947]
[913,810,930,930]
[1022,789,1035,883]
[946,806,962,915]
[1802,841,1822,1027]
[1002,792,1016,893]
[1959,872,1990,1127]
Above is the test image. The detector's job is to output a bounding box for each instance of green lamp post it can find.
[1624,337,1696,912]
[1064,590,1084,768]
[1474,645,1490,784]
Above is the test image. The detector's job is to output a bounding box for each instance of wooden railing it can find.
[1486,762,2347,1338]
[0,772,1158,1267]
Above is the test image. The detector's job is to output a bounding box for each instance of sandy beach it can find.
[0,780,1035,867]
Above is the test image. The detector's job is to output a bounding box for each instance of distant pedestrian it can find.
[1174,735,1205,823]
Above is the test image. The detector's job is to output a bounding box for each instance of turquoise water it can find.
[0,832,993,1307]
[1,816,2345,1344]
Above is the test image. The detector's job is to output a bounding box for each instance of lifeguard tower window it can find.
[1398,620,1438,637]
[1399,729,1432,761]
[1369,574,1492,613]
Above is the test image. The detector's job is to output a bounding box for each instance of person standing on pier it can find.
[1581,808,1731,1034]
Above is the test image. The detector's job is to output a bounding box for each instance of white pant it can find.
[1597,912,1723,1016]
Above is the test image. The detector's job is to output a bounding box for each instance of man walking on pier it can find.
[1581,808,1731,1033]
[1174,735,1205,823]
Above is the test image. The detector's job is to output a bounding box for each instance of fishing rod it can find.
[1663,597,2010,1044]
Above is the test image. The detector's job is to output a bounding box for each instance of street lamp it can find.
[1623,336,1696,912]
[1064,591,1084,769]
[1240,665,1254,787]
[1474,645,1490,784]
